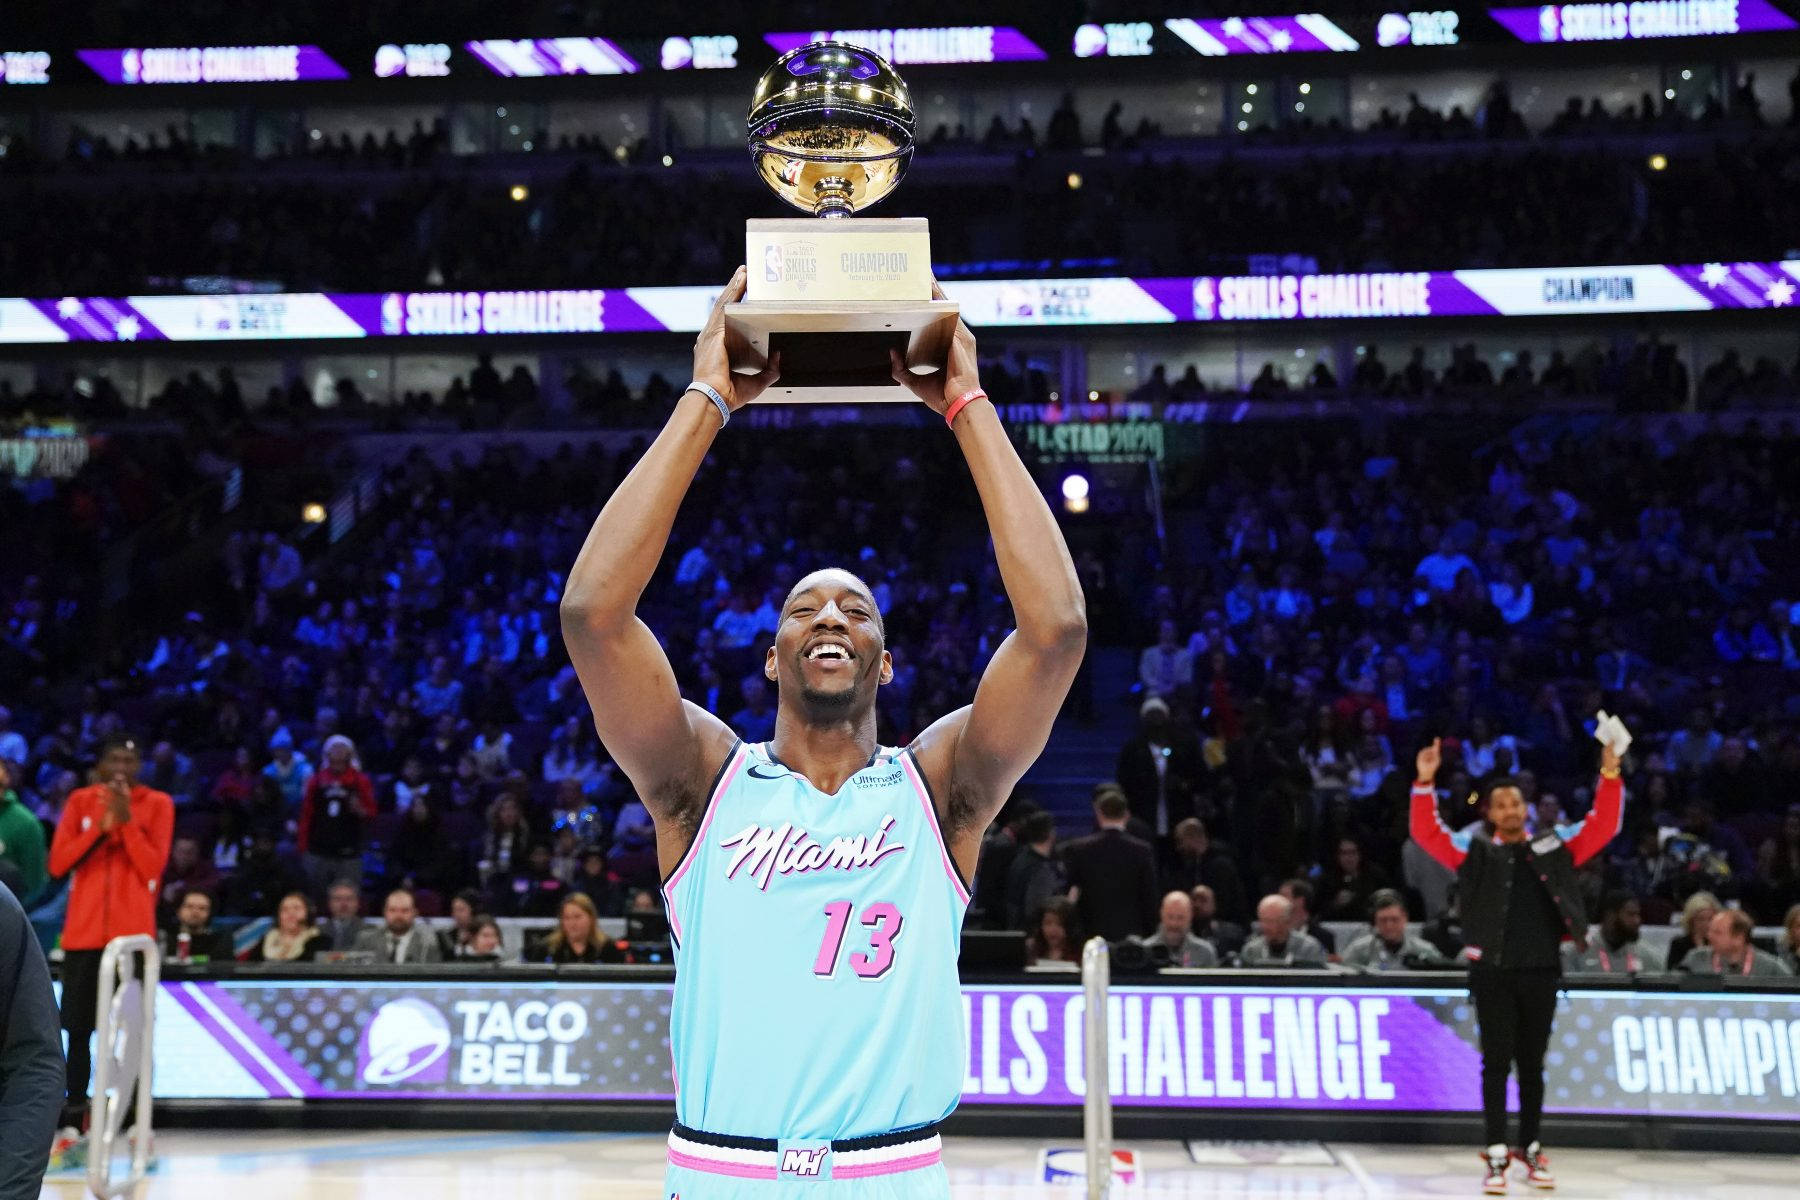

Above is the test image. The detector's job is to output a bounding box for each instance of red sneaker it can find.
[1512,1142,1555,1189]
[1482,1146,1510,1195]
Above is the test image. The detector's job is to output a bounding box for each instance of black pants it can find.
[1470,968,1560,1148]
[58,948,104,1121]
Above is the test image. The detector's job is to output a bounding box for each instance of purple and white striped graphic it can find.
[763,27,1048,65]
[1162,14,1362,55]
[1489,0,1797,42]
[76,45,348,84]
[464,37,639,77]
[0,262,1792,345]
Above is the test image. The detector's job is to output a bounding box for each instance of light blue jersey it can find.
[662,740,971,1142]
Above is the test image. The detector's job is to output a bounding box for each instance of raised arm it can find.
[901,290,1088,878]
[1561,740,1624,866]
[1408,738,1469,870]
[559,268,780,865]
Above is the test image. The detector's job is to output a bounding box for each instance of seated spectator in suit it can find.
[1062,790,1159,942]
[1566,890,1664,974]
[352,888,444,963]
[1026,897,1082,967]
[533,893,625,964]
[1679,908,1792,977]
[1239,894,1329,967]
[157,889,234,962]
[319,880,369,951]
[1162,818,1249,924]
[1135,890,1218,967]
[249,891,322,962]
[1339,889,1448,971]
[1189,884,1247,957]
[1278,877,1337,954]
[1004,810,1062,931]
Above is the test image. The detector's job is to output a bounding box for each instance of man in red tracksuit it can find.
[47,736,173,1130]
[1411,734,1623,1195]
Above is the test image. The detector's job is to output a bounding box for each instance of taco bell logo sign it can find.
[358,998,452,1085]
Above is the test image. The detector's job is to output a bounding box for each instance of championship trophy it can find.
[725,41,959,403]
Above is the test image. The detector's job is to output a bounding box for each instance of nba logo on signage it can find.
[1040,1147,1139,1185]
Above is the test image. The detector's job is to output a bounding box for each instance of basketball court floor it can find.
[38,1131,1793,1198]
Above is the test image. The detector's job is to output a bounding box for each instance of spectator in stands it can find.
[158,888,232,962]
[1317,836,1391,922]
[1003,810,1061,931]
[413,656,465,719]
[47,736,172,1128]
[1667,891,1722,966]
[352,887,443,963]
[1116,698,1204,841]
[535,893,624,964]
[261,731,312,814]
[728,677,777,743]
[466,917,504,961]
[1679,907,1791,977]
[1239,894,1328,967]
[479,791,530,887]
[297,735,377,894]
[1277,878,1337,955]
[0,760,47,905]
[1340,889,1448,971]
[1062,789,1158,941]
[0,879,61,1195]
[1026,897,1081,967]
[1138,619,1192,701]
[570,848,622,917]
[1135,891,1218,968]
[1188,884,1247,957]
[319,880,369,952]
[1567,890,1663,974]
[388,793,457,895]
[220,829,306,918]
[248,892,320,962]
[157,835,220,918]
[1780,904,1800,975]
[437,888,485,959]
[1162,818,1249,925]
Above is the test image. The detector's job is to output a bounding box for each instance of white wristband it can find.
[687,381,730,427]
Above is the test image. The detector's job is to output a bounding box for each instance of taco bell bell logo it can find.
[358,998,451,1085]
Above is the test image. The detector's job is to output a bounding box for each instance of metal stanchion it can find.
[1081,936,1112,1200]
[87,933,159,1199]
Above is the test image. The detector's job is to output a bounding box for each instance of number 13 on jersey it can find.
[813,901,903,979]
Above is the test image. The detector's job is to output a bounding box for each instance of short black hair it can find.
[1281,878,1315,908]
[1094,790,1129,821]
[1020,811,1056,845]
[97,735,141,759]
[1597,889,1638,921]
[1368,888,1407,920]
[783,569,885,639]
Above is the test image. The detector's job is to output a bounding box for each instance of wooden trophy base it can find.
[725,217,957,404]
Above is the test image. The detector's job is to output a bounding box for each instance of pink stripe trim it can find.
[900,752,971,906]
[835,1148,943,1178]
[662,744,747,942]
[666,1148,776,1179]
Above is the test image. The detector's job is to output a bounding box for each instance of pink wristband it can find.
[944,388,987,428]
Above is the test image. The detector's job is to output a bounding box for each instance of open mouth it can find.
[804,640,854,663]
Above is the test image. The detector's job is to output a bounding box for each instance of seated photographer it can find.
[1339,889,1449,972]
[1134,890,1218,968]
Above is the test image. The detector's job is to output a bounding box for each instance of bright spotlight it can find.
[1061,474,1091,503]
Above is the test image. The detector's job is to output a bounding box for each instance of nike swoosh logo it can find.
[746,764,788,781]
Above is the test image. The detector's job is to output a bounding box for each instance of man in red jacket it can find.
[47,736,173,1130]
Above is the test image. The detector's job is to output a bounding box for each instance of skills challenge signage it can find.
[140,978,1800,1120]
[1,261,1794,344]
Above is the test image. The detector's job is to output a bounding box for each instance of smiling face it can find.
[767,569,892,719]
[1488,784,1528,839]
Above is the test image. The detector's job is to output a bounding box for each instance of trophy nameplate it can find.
[724,41,958,404]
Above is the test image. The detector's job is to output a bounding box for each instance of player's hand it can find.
[1415,738,1441,783]
[1600,739,1621,774]
[102,774,132,830]
[693,266,781,410]
[889,281,979,416]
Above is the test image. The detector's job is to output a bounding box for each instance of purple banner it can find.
[763,27,1048,65]
[464,37,639,77]
[1489,0,1797,41]
[76,45,348,84]
[1161,15,1362,54]
[138,978,1800,1122]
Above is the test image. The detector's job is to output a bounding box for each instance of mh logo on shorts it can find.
[777,1140,833,1180]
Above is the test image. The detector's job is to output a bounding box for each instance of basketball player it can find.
[561,268,1086,1198]
[1411,731,1624,1194]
